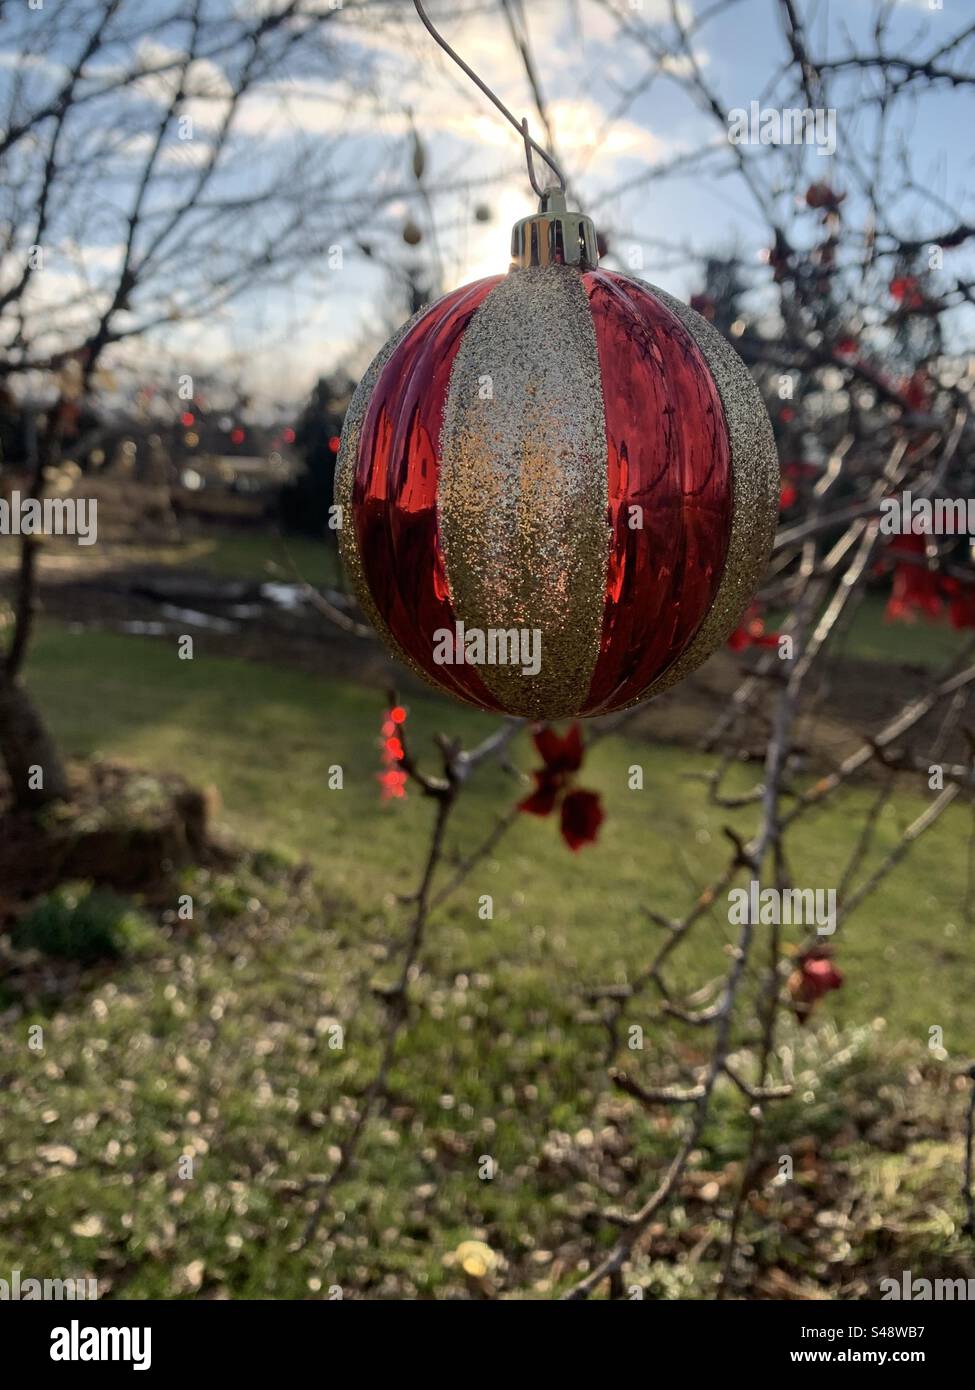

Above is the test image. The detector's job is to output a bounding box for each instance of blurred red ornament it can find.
[336,196,779,720]
[379,768,407,800]
[181,411,195,427]
[727,603,780,651]
[328,435,341,454]
[230,426,245,444]
[788,946,843,1023]
[890,276,923,309]
[885,535,942,623]
[377,706,408,799]
[283,426,296,444]
[779,481,797,510]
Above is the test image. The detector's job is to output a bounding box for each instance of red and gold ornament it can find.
[337,190,779,719]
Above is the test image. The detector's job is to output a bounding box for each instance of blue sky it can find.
[1,0,972,414]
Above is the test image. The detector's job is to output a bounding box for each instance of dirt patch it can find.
[0,761,229,910]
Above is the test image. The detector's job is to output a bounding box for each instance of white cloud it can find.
[0,50,65,75]
[1,0,700,393]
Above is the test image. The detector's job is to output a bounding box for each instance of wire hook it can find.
[520,117,549,200]
[411,0,566,198]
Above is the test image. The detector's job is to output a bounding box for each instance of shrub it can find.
[11,883,157,963]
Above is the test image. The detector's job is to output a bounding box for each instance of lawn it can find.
[839,592,967,668]
[0,525,343,591]
[22,621,975,1035]
[1,620,973,1298]
[770,589,970,670]
[170,527,343,591]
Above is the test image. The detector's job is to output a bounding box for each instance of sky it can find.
[1,0,972,417]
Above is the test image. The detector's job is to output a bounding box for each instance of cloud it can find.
[85,36,238,132]
[1,0,701,397]
[0,50,65,75]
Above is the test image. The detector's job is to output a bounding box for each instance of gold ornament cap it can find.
[510,188,599,271]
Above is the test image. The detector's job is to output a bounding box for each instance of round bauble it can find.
[336,204,778,719]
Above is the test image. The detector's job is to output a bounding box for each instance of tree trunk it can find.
[0,406,69,810]
[0,675,70,808]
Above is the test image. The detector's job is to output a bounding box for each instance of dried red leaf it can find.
[532,722,584,774]
[559,789,605,851]
[518,771,562,818]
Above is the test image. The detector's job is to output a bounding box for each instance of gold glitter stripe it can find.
[437,267,610,719]
[621,281,780,707]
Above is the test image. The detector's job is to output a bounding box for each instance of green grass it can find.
[23,621,975,1038]
[837,592,969,668]
[765,590,970,670]
[174,528,342,590]
[1,621,973,1299]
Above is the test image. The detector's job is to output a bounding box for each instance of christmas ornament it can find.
[335,4,779,720]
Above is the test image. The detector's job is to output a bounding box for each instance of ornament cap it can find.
[510,188,599,271]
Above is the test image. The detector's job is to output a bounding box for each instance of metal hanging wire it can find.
[411,0,566,198]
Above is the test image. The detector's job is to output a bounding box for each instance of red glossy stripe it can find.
[580,271,733,713]
[353,277,504,708]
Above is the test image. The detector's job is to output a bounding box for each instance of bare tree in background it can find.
[0,0,409,805]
